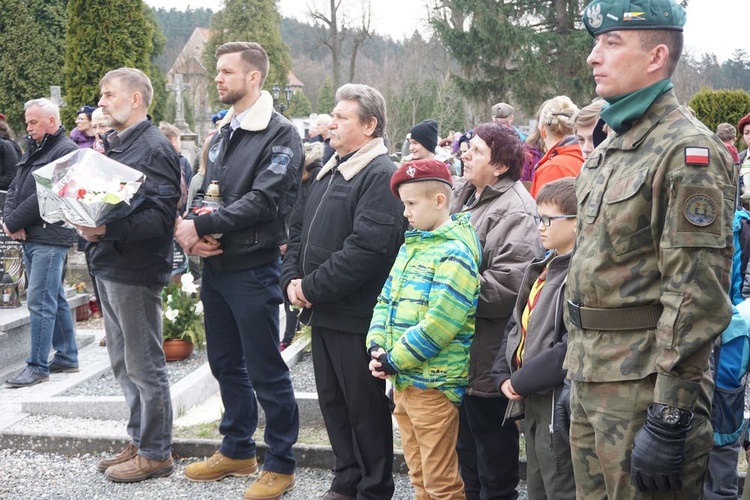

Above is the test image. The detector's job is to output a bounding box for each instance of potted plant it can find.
[162,273,205,361]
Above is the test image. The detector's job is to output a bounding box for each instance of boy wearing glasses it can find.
[491,177,577,500]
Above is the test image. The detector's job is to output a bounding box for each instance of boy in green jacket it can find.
[367,158,481,499]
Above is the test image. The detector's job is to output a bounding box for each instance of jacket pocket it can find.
[602,171,652,255]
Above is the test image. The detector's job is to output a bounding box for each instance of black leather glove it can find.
[376,353,398,376]
[630,403,693,492]
[553,380,571,443]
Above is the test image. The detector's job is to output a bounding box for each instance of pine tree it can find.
[63,0,164,128]
[431,0,593,116]
[0,0,67,134]
[202,0,292,107]
[316,78,336,114]
[286,91,312,118]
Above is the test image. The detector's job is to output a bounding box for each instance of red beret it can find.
[739,113,750,135]
[0,113,5,121]
[390,158,453,199]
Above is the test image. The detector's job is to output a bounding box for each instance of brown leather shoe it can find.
[243,470,295,500]
[104,454,175,483]
[97,443,138,473]
[184,451,258,482]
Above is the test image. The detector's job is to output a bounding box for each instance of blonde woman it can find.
[529,96,583,198]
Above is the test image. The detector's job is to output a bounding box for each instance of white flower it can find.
[165,308,180,322]
[180,274,199,295]
[166,294,173,304]
[194,301,203,315]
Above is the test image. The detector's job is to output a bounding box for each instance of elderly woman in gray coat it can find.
[450,122,543,500]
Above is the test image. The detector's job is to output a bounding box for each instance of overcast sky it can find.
[146,0,749,63]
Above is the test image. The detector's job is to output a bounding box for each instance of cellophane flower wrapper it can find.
[33,149,146,228]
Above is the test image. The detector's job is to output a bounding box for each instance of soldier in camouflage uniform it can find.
[564,0,736,498]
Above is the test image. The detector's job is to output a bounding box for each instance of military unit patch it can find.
[683,194,717,227]
[685,147,710,166]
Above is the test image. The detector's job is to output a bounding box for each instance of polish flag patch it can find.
[685,147,710,166]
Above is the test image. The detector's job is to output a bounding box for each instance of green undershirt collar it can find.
[600,78,673,135]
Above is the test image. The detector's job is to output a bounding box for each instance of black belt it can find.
[567,300,662,331]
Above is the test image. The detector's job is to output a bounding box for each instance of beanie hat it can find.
[390,158,453,199]
[409,119,439,153]
[582,0,686,38]
[738,113,750,136]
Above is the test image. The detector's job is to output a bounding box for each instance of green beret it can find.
[582,0,686,37]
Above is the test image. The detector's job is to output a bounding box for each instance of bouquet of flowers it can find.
[32,149,146,227]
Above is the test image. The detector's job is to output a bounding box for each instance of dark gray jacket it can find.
[4,128,77,247]
[189,91,302,273]
[491,251,570,417]
[87,119,181,286]
[280,137,407,334]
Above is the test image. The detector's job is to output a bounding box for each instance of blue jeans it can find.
[23,242,78,375]
[202,262,298,474]
[97,277,173,461]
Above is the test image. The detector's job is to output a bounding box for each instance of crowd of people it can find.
[3,0,750,498]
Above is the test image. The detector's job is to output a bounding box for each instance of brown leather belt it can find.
[567,300,662,331]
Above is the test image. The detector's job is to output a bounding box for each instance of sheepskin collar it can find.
[218,90,274,132]
[316,137,388,181]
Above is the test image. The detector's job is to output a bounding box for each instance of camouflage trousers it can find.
[570,376,713,500]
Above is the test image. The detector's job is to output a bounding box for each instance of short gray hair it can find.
[99,68,153,108]
[24,98,60,126]
[335,84,387,138]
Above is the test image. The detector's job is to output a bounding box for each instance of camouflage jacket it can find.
[564,90,736,411]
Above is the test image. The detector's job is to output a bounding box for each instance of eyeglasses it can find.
[534,214,576,227]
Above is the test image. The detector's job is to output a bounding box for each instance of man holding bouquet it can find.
[76,68,181,483]
[4,98,79,388]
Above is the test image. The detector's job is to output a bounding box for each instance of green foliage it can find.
[202,0,292,108]
[431,0,594,116]
[151,7,214,72]
[689,88,750,138]
[162,274,205,347]
[0,0,67,133]
[287,91,312,118]
[316,79,335,114]
[63,0,162,128]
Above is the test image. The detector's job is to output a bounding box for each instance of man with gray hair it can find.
[281,83,406,499]
[4,98,79,388]
[76,67,181,483]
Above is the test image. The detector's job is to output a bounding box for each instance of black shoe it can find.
[49,361,80,373]
[5,367,49,388]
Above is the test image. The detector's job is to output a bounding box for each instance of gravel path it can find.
[62,350,209,397]
[0,448,417,499]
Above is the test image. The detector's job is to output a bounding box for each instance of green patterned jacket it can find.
[366,211,481,403]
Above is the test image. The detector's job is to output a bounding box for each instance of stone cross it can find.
[166,74,190,133]
[49,86,64,107]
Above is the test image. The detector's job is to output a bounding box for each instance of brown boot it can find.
[243,470,295,500]
[184,451,258,482]
[97,443,138,473]
[104,454,175,483]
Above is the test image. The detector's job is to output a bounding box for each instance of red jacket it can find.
[530,136,583,198]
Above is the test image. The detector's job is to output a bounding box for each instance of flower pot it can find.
[163,339,194,362]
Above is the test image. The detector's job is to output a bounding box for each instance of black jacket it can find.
[0,138,20,190]
[189,91,302,273]
[280,137,407,334]
[4,128,77,247]
[87,119,181,286]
